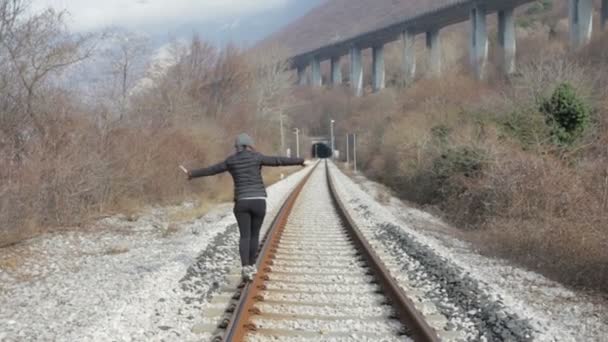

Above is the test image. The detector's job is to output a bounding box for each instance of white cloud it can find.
[32,0,290,32]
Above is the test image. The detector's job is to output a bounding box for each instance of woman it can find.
[184,133,305,281]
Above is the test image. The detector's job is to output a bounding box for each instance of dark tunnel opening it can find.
[312,143,332,159]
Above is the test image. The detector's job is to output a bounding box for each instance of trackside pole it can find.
[346,134,350,165]
[294,128,300,158]
[353,133,358,173]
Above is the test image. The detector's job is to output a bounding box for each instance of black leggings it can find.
[233,199,266,266]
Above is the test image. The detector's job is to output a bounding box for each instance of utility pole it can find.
[330,119,335,160]
[294,128,300,158]
[353,133,358,172]
[346,133,350,165]
[279,112,285,156]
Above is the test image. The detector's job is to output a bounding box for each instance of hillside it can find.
[282,0,608,295]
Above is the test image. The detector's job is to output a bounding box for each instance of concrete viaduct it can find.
[290,0,607,96]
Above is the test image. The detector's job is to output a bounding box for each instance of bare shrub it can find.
[292,38,608,291]
[0,3,295,247]
[471,151,608,289]
[514,55,596,104]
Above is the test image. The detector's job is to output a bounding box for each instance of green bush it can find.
[433,147,485,180]
[519,1,553,27]
[431,124,452,145]
[427,146,487,205]
[540,82,590,145]
[526,0,553,15]
[500,109,550,149]
[516,17,533,29]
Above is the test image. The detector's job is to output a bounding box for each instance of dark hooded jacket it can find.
[189,150,304,201]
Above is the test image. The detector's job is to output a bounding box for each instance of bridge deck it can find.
[272,0,532,68]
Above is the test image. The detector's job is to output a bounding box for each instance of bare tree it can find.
[0,0,24,40]
[177,34,217,117]
[2,8,95,131]
[205,44,249,118]
[0,0,26,127]
[159,35,216,119]
[248,44,294,153]
[104,29,150,120]
[166,36,248,119]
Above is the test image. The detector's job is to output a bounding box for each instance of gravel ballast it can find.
[0,166,311,341]
[329,162,608,342]
[244,165,408,342]
[3,160,605,341]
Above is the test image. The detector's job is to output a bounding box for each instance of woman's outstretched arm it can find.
[188,161,228,179]
[260,155,304,167]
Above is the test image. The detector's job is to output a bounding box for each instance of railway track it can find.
[211,162,439,342]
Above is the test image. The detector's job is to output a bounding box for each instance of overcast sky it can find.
[31,0,323,46]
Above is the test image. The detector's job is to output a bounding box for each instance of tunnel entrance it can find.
[312,143,332,159]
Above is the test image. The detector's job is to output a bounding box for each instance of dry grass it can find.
[375,190,391,205]
[168,201,218,224]
[0,219,40,248]
[0,247,37,282]
[474,218,607,288]
[161,224,181,238]
[104,244,130,255]
[0,254,22,271]
[464,150,608,289]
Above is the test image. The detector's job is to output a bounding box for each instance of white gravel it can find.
[250,317,403,334]
[5,160,603,342]
[267,273,375,284]
[0,166,311,342]
[254,302,395,317]
[328,162,608,342]
[246,165,408,342]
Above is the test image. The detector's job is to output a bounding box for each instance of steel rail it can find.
[219,161,319,342]
[219,160,439,341]
[325,161,440,342]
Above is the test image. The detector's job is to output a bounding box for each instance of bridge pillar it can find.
[311,56,322,87]
[297,65,308,85]
[372,44,385,92]
[330,56,342,85]
[569,0,593,49]
[401,30,416,85]
[602,0,608,30]
[470,5,488,80]
[498,8,516,75]
[426,29,442,77]
[350,46,363,96]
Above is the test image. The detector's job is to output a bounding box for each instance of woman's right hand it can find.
[179,165,191,179]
